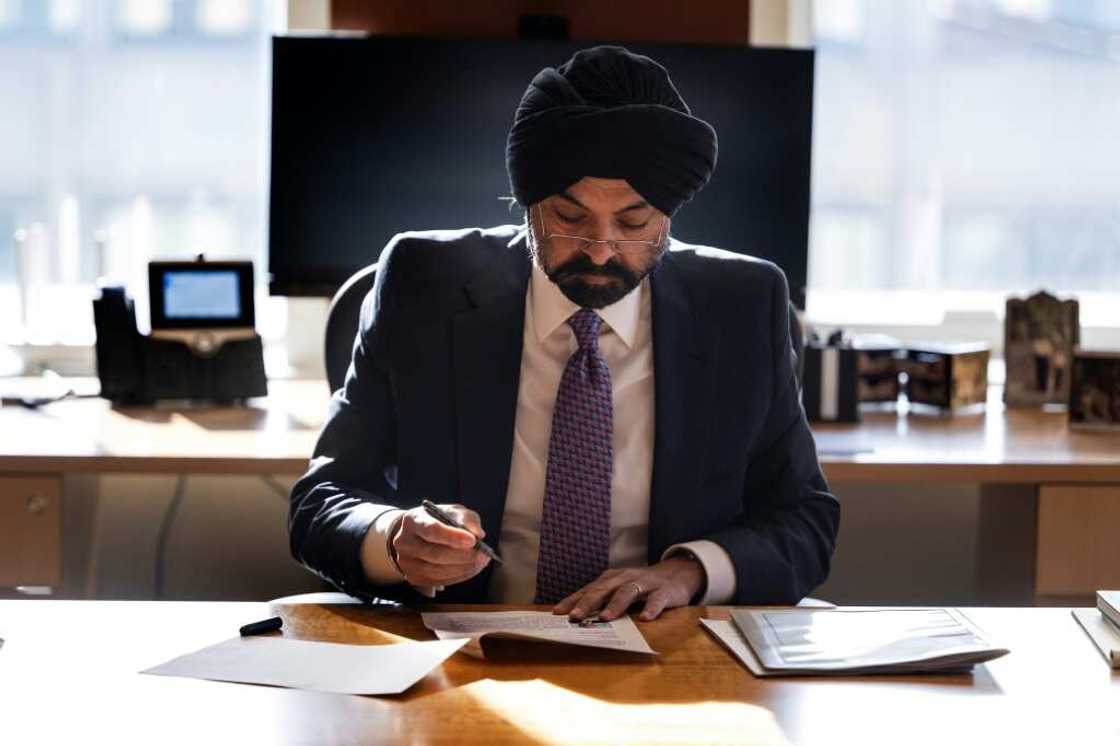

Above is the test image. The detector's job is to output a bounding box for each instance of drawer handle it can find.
[26,494,50,514]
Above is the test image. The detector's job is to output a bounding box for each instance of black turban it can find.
[506,45,718,217]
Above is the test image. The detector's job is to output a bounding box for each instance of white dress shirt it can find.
[363,262,737,604]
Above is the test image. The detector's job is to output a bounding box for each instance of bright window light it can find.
[995,0,1052,21]
[0,0,273,348]
[197,0,253,35]
[48,0,81,33]
[117,0,172,36]
[809,0,1120,324]
[0,0,21,29]
[814,0,863,41]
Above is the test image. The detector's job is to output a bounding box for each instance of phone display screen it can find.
[149,261,254,330]
[163,270,241,319]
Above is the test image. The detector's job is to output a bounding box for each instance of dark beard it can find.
[544,248,664,309]
[546,254,637,309]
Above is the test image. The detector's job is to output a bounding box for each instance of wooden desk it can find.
[1,379,1119,597]
[0,600,1116,744]
[813,388,1120,601]
[1,378,1117,480]
[0,379,327,592]
[813,387,1120,484]
[0,378,325,475]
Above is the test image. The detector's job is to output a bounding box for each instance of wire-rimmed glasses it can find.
[532,203,667,256]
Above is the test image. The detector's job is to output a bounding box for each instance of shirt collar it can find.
[529,262,643,349]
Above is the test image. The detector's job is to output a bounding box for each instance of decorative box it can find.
[852,336,903,403]
[1069,349,1120,430]
[901,343,990,411]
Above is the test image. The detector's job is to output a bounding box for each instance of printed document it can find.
[421,610,657,659]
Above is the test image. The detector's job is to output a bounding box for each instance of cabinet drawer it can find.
[0,476,62,588]
[1036,484,1120,596]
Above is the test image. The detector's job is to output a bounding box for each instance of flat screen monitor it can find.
[268,36,813,308]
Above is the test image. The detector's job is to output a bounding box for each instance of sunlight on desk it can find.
[458,678,787,746]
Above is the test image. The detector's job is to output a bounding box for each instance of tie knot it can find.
[567,308,603,350]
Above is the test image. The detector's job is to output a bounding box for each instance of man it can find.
[289,45,839,622]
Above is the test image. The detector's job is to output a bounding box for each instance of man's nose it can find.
[581,240,615,265]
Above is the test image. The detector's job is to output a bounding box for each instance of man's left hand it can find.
[551,556,705,622]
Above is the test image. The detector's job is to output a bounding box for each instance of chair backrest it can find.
[323,263,378,394]
[789,303,805,391]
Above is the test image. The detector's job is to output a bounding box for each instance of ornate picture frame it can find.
[1003,291,1080,407]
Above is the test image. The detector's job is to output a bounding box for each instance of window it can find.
[809,0,1120,327]
[0,0,278,346]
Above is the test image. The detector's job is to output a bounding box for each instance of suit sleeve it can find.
[702,266,840,604]
[288,239,427,605]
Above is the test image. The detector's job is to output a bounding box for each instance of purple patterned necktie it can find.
[534,308,614,604]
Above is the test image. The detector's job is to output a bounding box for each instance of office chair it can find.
[324,263,805,394]
[790,307,805,392]
[324,263,379,394]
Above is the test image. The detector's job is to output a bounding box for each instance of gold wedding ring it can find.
[628,581,644,596]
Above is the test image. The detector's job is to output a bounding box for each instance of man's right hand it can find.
[390,503,490,595]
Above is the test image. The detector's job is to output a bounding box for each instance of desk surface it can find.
[0,378,327,475]
[1,378,1119,481]
[813,389,1120,482]
[0,600,1115,745]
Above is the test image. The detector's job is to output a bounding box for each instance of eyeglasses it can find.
[532,203,667,256]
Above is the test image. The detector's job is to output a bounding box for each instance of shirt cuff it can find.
[662,540,737,605]
[359,507,407,584]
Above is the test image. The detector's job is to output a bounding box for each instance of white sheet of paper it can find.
[142,635,467,695]
[421,610,657,658]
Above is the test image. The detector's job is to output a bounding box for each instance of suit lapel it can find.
[451,234,531,560]
[647,252,717,561]
[448,238,714,593]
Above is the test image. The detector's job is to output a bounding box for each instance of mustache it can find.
[548,254,635,283]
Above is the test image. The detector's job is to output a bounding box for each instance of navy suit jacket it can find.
[289,224,839,605]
